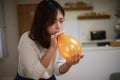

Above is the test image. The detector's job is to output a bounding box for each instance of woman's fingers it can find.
[66,53,84,65]
[80,54,84,59]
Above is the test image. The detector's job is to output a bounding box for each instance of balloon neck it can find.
[57,33,64,40]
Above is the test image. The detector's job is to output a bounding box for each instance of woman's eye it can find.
[51,19,64,24]
[60,20,64,22]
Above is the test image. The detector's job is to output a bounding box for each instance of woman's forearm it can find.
[40,47,56,68]
[59,62,72,74]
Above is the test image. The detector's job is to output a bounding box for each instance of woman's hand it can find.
[50,35,57,50]
[59,53,84,74]
[50,31,64,50]
[66,54,84,66]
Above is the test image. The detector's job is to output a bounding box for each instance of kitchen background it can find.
[0,0,120,80]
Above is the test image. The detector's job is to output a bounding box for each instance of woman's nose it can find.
[56,22,61,29]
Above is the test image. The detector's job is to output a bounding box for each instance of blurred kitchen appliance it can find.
[90,30,106,40]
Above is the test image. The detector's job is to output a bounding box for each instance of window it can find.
[0,0,8,59]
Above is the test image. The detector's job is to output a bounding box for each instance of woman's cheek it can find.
[61,26,63,31]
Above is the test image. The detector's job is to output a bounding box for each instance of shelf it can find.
[82,39,113,44]
[82,39,113,47]
[63,6,93,11]
[78,15,111,19]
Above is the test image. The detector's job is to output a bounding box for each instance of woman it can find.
[15,0,84,80]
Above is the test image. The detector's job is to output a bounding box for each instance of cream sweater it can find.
[17,31,65,80]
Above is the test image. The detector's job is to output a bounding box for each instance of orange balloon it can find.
[57,33,82,60]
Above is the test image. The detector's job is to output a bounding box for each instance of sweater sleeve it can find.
[54,51,66,76]
[18,40,46,79]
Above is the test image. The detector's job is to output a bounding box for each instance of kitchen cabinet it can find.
[56,47,120,80]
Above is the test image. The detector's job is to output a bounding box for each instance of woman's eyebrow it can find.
[59,18,64,20]
[54,18,64,21]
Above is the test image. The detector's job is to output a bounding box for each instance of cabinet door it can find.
[17,4,37,36]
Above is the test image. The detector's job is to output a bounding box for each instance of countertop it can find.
[82,46,120,51]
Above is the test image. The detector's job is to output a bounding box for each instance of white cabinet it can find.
[56,47,120,80]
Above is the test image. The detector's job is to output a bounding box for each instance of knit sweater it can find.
[17,31,65,79]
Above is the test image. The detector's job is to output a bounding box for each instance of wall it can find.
[0,0,19,77]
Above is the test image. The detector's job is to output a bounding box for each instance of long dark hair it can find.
[29,0,65,48]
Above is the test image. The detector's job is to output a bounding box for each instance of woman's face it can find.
[47,10,64,35]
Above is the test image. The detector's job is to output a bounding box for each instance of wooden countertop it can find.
[110,41,120,47]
